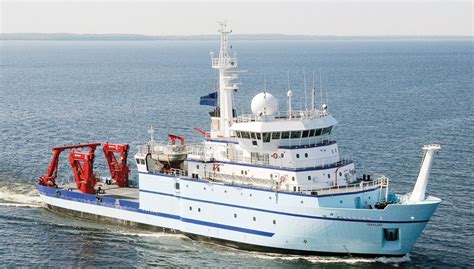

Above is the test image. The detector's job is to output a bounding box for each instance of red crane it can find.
[168,134,185,145]
[38,143,101,192]
[193,127,210,139]
[103,142,130,187]
[68,148,99,194]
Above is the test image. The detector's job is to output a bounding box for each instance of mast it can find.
[210,22,239,138]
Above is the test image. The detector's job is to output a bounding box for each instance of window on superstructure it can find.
[234,213,237,218]
[136,159,140,164]
[252,140,258,146]
[272,132,280,139]
[250,132,256,139]
[291,131,302,139]
[273,220,276,224]
[281,132,290,139]
[293,186,297,191]
[256,133,261,140]
[309,129,315,136]
[263,132,271,143]
[236,131,241,138]
[305,153,308,158]
[302,130,309,138]
[253,217,256,221]
[140,159,145,165]
[315,129,322,136]
[197,165,199,169]
[292,177,295,181]
[328,174,331,178]
[241,132,250,139]
[308,176,311,181]
[296,154,300,158]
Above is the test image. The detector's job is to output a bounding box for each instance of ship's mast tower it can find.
[211,22,239,138]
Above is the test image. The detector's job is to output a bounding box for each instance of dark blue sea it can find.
[0,39,472,267]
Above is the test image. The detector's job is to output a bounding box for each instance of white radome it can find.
[251,92,279,116]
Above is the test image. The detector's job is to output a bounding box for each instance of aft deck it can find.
[59,182,139,201]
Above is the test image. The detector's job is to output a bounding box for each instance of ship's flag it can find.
[200,92,218,106]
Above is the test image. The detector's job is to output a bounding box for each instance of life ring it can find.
[280,175,286,183]
[271,153,278,159]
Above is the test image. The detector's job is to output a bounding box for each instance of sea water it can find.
[0,39,472,267]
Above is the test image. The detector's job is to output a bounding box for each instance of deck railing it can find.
[234,110,329,123]
[152,167,387,197]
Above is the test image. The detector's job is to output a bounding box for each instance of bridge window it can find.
[236,131,241,138]
[272,132,280,139]
[291,131,301,139]
[281,132,290,139]
[302,130,309,138]
[322,127,332,135]
[250,132,256,139]
[315,129,322,136]
[309,129,315,136]
[241,132,250,139]
[263,132,271,143]
[256,133,261,140]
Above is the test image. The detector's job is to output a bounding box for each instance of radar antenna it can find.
[148,125,155,145]
[303,69,308,112]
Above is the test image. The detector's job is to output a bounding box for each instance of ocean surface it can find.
[0,39,472,267]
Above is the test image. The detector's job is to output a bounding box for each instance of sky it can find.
[1,1,472,36]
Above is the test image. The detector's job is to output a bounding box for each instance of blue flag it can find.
[200,92,218,106]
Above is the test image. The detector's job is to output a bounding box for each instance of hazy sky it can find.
[1,1,472,36]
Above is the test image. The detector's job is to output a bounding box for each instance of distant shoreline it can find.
[1,33,472,41]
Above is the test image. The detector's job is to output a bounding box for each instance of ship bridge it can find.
[231,109,337,151]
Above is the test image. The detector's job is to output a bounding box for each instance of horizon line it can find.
[1,33,472,41]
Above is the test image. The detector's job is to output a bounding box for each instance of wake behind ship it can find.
[36,23,441,257]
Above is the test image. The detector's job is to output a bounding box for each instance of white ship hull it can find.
[37,172,440,256]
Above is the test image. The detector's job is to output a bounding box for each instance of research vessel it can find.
[36,23,441,257]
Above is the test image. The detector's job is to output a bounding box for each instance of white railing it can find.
[211,57,238,68]
[300,176,388,196]
[234,110,329,123]
[185,143,351,170]
[137,144,187,155]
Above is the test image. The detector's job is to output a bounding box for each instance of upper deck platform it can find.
[231,110,338,133]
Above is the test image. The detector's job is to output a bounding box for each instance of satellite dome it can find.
[251,92,278,116]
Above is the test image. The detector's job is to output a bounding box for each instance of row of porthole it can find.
[233,213,277,224]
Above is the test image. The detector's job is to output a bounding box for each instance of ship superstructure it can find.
[36,23,441,257]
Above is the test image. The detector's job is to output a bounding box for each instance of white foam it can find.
[114,231,186,239]
[0,182,44,207]
[238,251,411,265]
[0,202,44,208]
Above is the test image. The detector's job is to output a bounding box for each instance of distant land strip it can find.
[1,33,472,41]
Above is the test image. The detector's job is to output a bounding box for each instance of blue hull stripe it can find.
[36,184,274,237]
[140,189,429,224]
